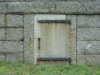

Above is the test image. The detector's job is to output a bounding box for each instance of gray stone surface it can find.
[77,15,100,28]
[6,52,23,62]
[0,14,5,27]
[5,0,19,1]
[6,28,23,41]
[0,28,5,40]
[7,2,50,12]
[0,41,23,62]
[77,55,100,64]
[0,2,100,14]
[77,41,100,55]
[7,15,23,27]
[2,0,100,2]
[0,2,6,13]
[0,55,5,61]
[24,15,34,64]
[56,2,100,14]
[77,28,100,41]
[0,41,23,52]
[0,41,3,51]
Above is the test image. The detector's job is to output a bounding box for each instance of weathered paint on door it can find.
[33,15,71,64]
[38,23,68,58]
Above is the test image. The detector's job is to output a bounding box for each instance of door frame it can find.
[33,14,77,64]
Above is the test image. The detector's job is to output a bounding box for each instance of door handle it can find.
[38,38,41,49]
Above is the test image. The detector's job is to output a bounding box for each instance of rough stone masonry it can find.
[0,0,100,64]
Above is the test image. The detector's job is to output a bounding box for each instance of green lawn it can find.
[0,62,100,75]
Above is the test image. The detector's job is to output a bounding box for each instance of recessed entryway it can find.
[34,15,76,64]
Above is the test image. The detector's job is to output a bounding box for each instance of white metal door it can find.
[38,23,67,58]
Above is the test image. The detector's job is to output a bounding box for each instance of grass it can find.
[0,62,100,75]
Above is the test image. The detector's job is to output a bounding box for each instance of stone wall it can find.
[0,14,34,63]
[0,0,100,2]
[77,15,100,64]
[0,14,24,62]
[0,1,100,64]
[0,2,100,14]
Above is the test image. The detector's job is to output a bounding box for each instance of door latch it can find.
[38,38,41,49]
